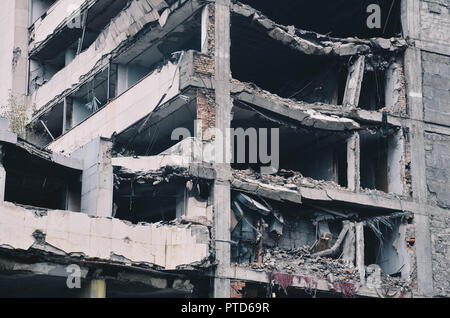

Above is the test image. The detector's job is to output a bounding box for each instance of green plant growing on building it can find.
[0,90,35,139]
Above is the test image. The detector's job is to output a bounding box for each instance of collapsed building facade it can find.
[0,0,448,298]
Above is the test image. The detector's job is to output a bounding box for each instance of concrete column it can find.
[81,279,106,298]
[401,0,421,41]
[0,0,29,107]
[201,5,210,53]
[403,47,434,296]
[355,222,365,284]
[343,56,365,107]
[71,137,113,217]
[213,0,232,298]
[347,132,360,192]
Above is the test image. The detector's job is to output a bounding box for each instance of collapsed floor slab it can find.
[0,202,211,271]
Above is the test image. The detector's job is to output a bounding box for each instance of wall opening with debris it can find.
[113,180,183,224]
[360,128,404,194]
[230,193,354,265]
[2,144,81,210]
[363,213,411,281]
[231,102,350,187]
[112,97,197,157]
[113,165,212,225]
[230,13,348,105]
[359,69,387,111]
[237,0,402,38]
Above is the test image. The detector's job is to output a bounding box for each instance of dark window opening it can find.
[112,96,197,157]
[231,103,350,187]
[238,0,402,39]
[231,14,347,104]
[113,181,182,224]
[334,148,348,188]
[360,128,404,194]
[65,66,113,130]
[3,145,81,210]
[358,69,386,110]
[360,132,389,192]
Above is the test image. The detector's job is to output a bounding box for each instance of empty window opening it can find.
[33,100,65,143]
[360,129,404,193]
[113,97,197,156]
[238,0,402,38]
[358,69,386,110]
[231,14,347,104]
[114,177,201,224]
[30,65,117,145]
[113,181,183,224]
[231,103,350,187]
[364,216,409,280]
[65,66,113,129]
[3,144,81,210]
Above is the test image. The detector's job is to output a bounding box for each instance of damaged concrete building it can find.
[0,0,449,298]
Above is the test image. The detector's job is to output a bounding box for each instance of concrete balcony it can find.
[0,201,210,270]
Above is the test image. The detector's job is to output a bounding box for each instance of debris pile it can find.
[114,165,192,188]
[239,246,360,283]
[232,168,347,191]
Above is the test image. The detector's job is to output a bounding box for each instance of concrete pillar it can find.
[343,56,365,107]
[403,47,434,296]
[81,279,106,298]
[355,222,365,284]
[71,137,113,217]
[213,0,232,298]
[0,0,29,107]
[347,132,360,192]
[201,5,210,53]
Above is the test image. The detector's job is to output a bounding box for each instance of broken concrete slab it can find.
[231,2,407,58]
[232,81,360,131]
[0,201,210,271]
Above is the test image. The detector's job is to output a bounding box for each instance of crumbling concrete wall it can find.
[262,215,316,250]
[72,137,113,217]
[420,0,450,52]
[422,51,450,126]
[424,132,450,208]
[424,131,450,296]
[0,202,210,270]
[429,212,450,296]
[197,89,216,141]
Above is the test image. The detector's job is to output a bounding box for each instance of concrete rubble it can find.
[231,2,408,58]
